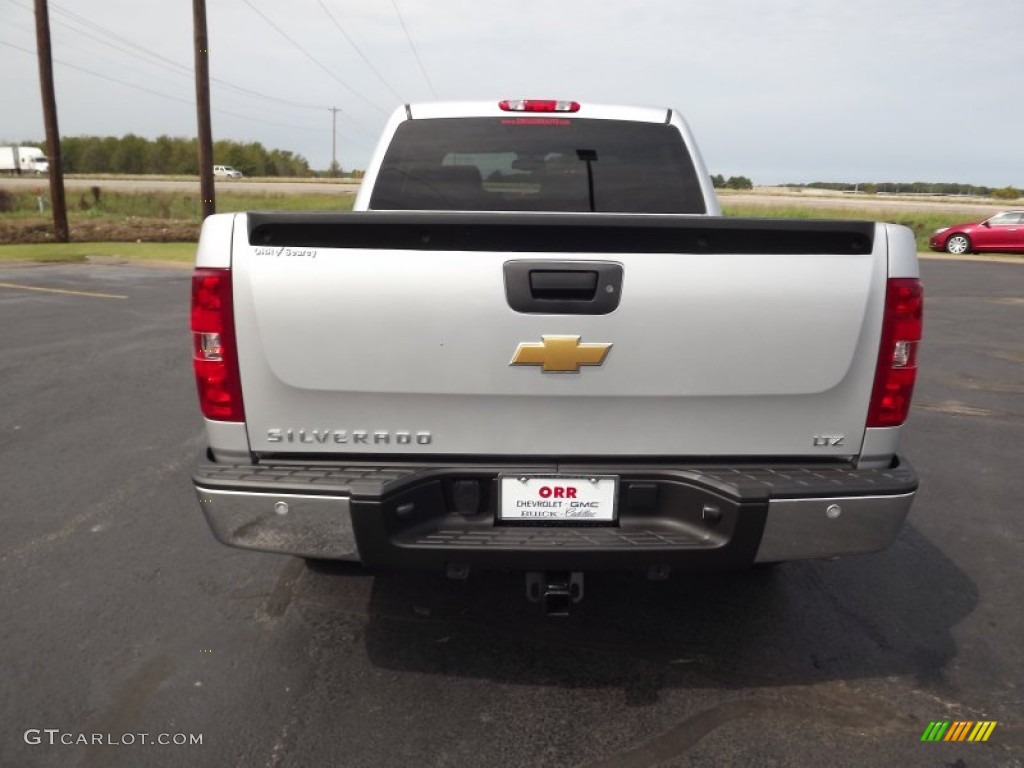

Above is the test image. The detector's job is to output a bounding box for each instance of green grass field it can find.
[0,189,355,220]
[0,242,196,263]
[0,190,355,261]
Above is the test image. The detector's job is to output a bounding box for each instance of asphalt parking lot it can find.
[1,258,1021,768]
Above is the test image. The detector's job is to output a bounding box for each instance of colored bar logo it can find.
[921,721,997,742]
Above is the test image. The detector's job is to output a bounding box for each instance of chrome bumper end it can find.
[754,492,915,563]
[196,488,360,561]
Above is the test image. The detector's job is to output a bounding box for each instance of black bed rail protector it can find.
[246,211,876,255]
[193,455,917,501]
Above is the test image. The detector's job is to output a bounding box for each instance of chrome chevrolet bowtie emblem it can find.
[510,335,612,373]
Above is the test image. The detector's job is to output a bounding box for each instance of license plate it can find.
[499,475,618,523]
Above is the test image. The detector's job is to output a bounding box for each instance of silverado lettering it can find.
[266,429,432,445]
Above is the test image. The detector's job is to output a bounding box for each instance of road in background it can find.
[3,175,1014,214]
[1,176,360,196]
[0,260,1021,767]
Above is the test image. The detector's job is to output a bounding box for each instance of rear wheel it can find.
[946,233,971,255]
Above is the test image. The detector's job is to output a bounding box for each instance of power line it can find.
[215,107,322,133]
[51,1,192,74]
[6,0,189,78]
[48,1,332,113]
[48,0,354,117]
[1,13,37,37]
[0,39,192,104]
[212,80,321,111]
[0,38,323,133]
[6,0,178,79]
[3,0,360,120]
[3,3,379,155]
[47,15,195,91]
[217,82,375,141]
[237,0,387,113]
[316,0,404,105]
[390,0,437,99]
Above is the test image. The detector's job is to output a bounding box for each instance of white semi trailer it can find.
[0,146,49,174]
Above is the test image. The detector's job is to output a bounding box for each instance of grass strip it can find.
[0,189,354,220]
[0,242,196,263]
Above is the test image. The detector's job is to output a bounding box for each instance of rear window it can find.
[369,117,706,213]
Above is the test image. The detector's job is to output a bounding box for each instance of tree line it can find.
[710,177,1021,199]
[13,135,311,177]
[710,174,753,190]
[795,181,1021,199]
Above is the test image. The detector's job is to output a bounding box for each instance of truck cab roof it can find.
[406,100,674,124]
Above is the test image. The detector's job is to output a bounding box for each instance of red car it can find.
[929,210,1024,255]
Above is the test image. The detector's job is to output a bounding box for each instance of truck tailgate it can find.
[231,213,886,459]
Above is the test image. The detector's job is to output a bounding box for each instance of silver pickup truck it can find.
[191,100,922,613]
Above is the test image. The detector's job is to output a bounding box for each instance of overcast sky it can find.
[1,0,1021,185]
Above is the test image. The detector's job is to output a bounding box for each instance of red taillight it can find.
[867,277,923,427]
[191,268,245,422]
[499,99,580,113]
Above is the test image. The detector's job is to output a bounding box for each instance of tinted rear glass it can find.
[369,117,706,214]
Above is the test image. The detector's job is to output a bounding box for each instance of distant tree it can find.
[58,137,79,172]
[110,134,147,174]
[710,174,726,188]
[268,148,310,177]
[146,135,176,174]
[725,175,753,190]
[718,179,1010,197]
[170,138,198,175]
[78,137,114,174]
[101,137,120,172]
[238,142,268,175]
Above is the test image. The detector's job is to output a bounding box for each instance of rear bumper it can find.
[193,457,917,570]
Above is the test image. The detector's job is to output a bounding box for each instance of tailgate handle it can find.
[529,270,598,300]
[504,260,623,315]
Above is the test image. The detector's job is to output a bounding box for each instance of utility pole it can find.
[329,107,340,176]
[193,0,215,218]
[34,0,68,242]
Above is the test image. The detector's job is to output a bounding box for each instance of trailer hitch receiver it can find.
[526,571,584,616]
